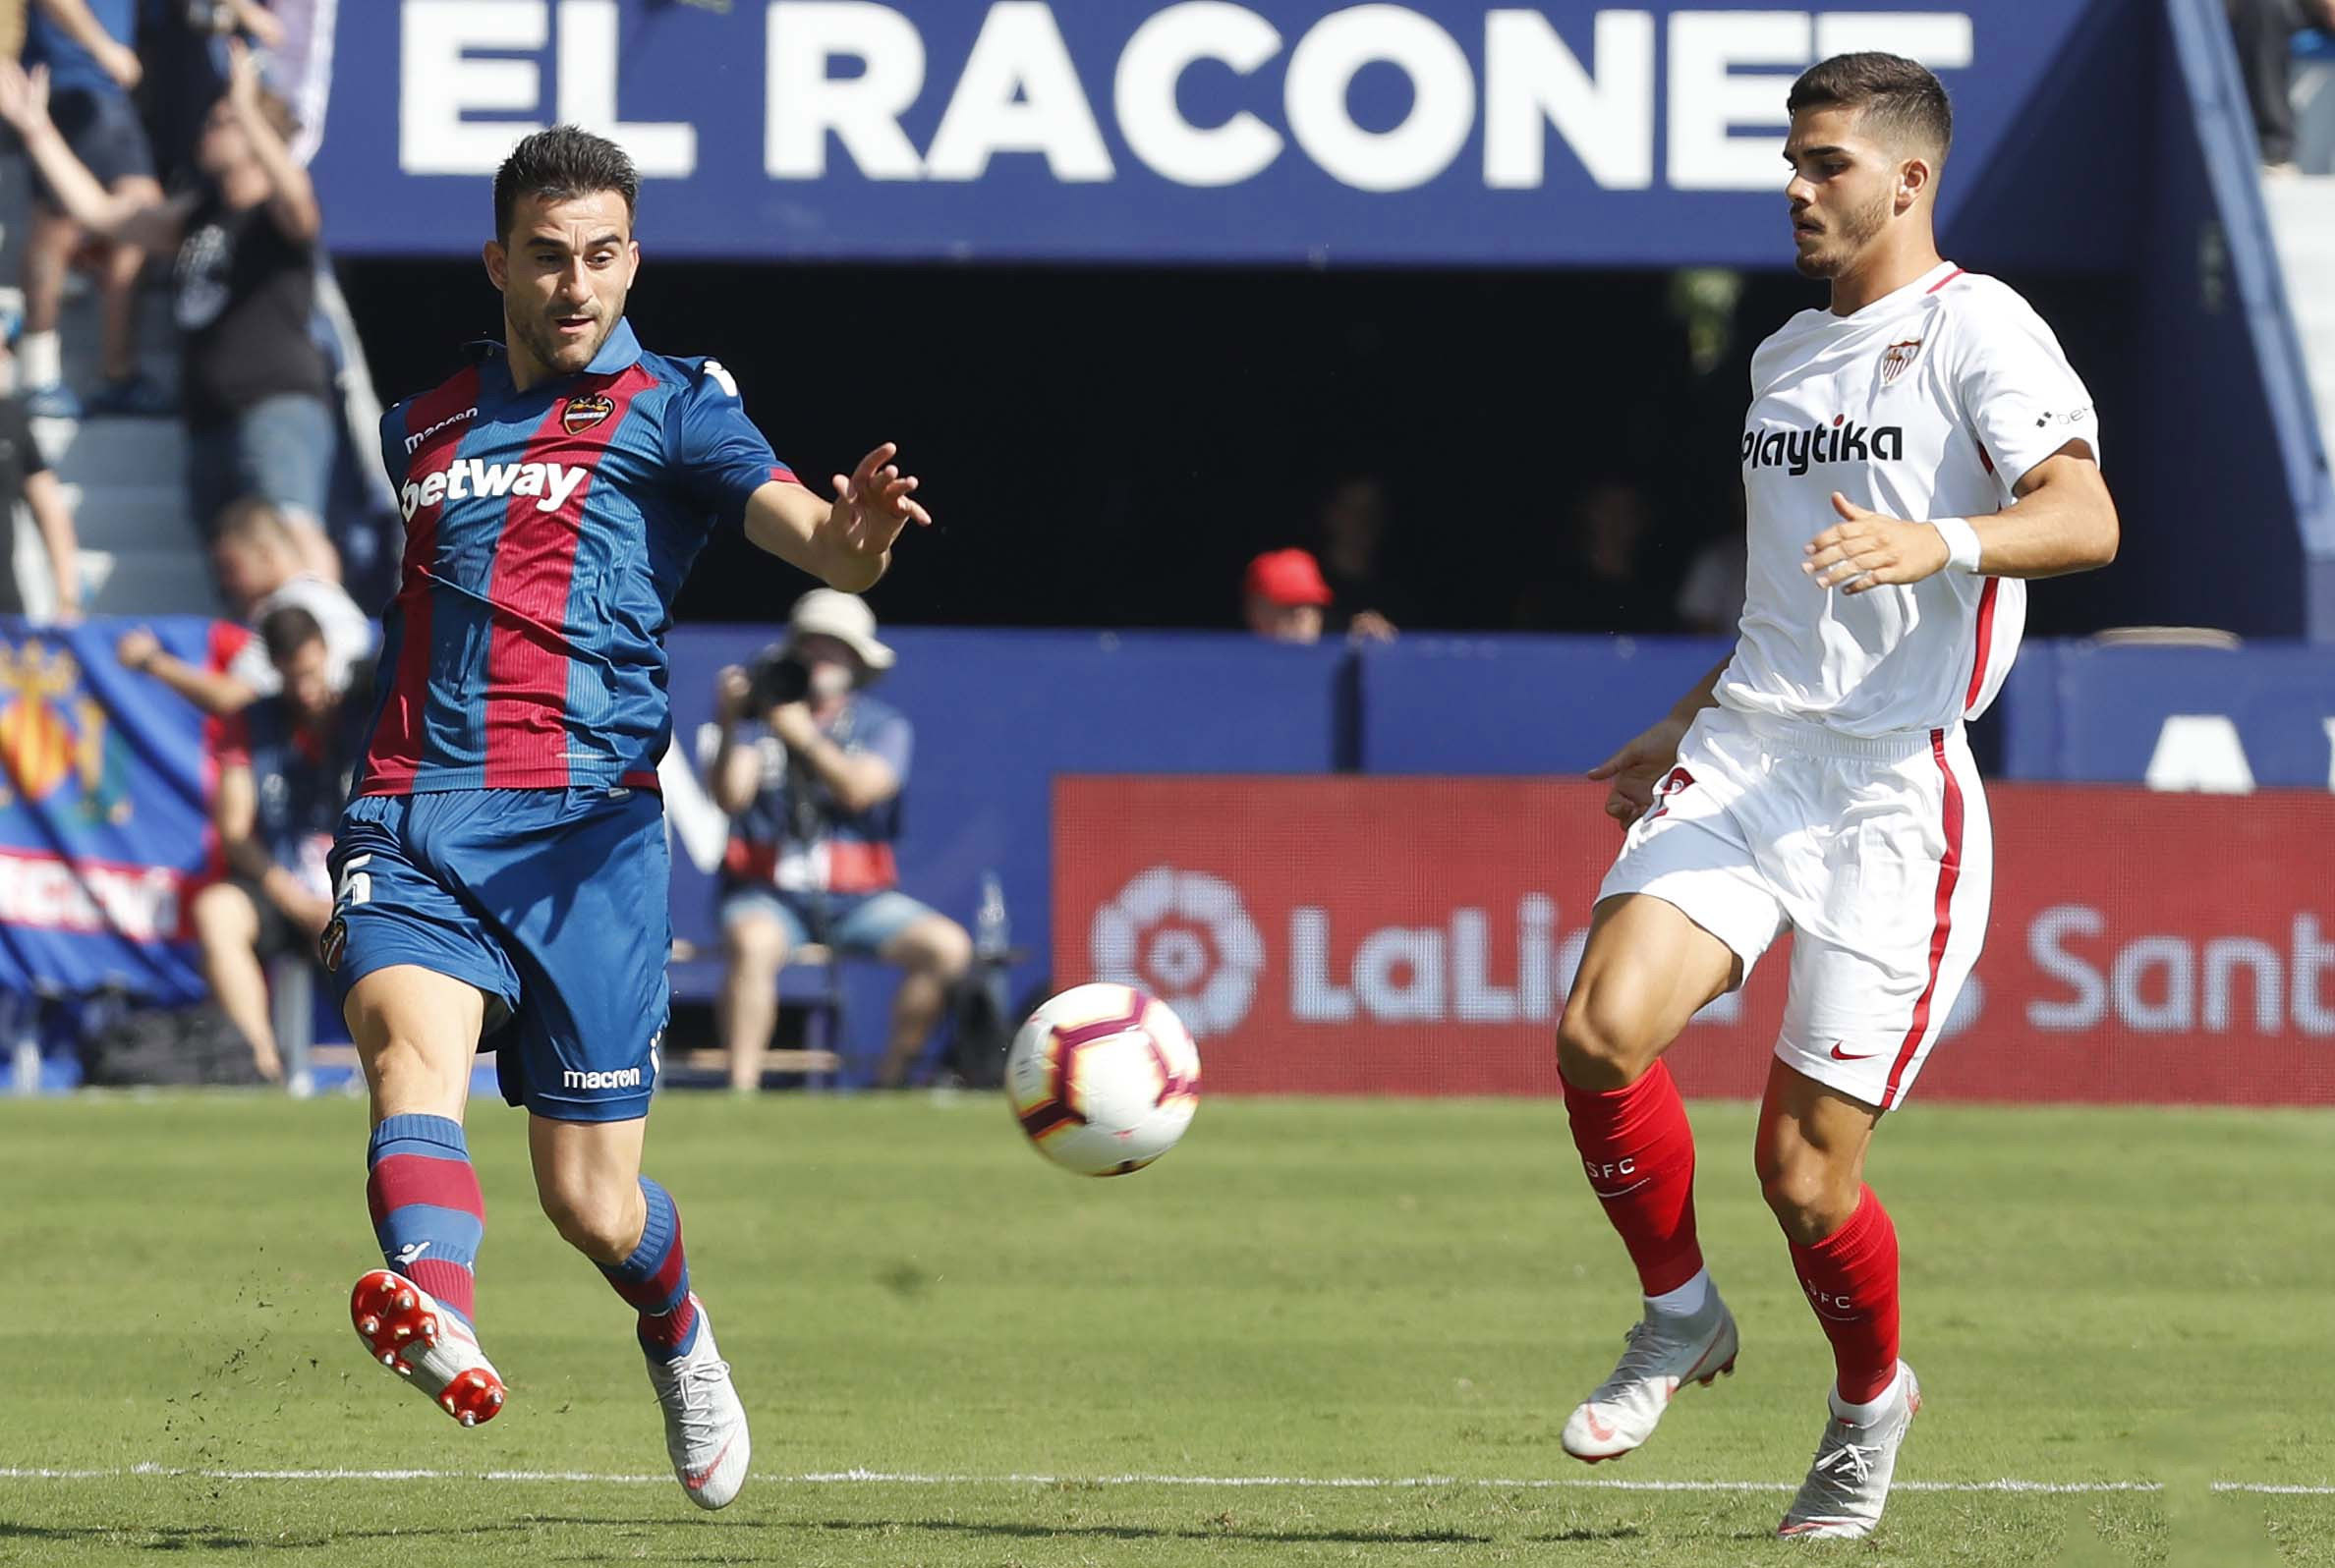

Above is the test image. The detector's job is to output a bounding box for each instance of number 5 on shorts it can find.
[335,854,373,910]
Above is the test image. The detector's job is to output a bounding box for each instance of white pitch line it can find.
[0,1465,2326,1495]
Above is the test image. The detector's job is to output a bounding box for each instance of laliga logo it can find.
[1089,867,1263,1037]
[0,641,130,822]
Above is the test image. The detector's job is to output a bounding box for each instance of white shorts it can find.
[1597,706,1992,1110]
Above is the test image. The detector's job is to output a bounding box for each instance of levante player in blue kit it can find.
[327,126,929,1508]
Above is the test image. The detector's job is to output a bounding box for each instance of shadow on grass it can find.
[0,1521,259,1551]
[0,1520,548,1553]
[806,1518,1496,1545]
[1,1512,1509,1555]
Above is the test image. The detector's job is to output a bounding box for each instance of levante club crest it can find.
[563,393,614,435]
[0,639,131,822]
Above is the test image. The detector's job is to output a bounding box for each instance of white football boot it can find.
[1560,1289,1738,1463]
[646,1297,751,1509]
[349,1269,507,1427]
[1778,1362,1922,1540]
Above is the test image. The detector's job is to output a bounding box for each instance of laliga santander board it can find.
[1054,777,2335,1107]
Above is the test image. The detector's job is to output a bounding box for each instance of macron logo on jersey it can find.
[1741,417,1905,476]
[400,459,590,523]
[402,406,476,453]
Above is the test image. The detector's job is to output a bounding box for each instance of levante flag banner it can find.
[0,618,224,1005]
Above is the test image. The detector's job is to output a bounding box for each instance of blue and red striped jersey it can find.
[356,320,796,795]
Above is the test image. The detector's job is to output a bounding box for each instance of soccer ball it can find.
[1005,982,1201,1176]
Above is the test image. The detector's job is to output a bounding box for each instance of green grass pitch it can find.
[2,1092,2330,1565]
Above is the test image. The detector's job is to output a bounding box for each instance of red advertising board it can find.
[1054,778,2335,1105]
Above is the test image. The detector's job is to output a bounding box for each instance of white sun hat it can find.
[785,588,895,671]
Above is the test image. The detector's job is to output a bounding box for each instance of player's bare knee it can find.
[1556,988,1658,1090]
[536,1175,638,1262]
[361,1035,468,1119]
[1758,1153,1857,1245]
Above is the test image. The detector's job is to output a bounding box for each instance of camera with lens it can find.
[744,646,812,712]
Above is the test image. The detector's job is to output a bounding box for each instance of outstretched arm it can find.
[741,442,931,593]
[118,628,259,716]
[0,59,190,250]
[1802,444,2118,593]
[221,39,319,241]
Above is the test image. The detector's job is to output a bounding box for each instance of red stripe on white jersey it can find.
[481,366,655,788]
[1925,266,1965,294]
[1963,576,2001,716]
[366,367,484,793]
[1881,730,1965,1109]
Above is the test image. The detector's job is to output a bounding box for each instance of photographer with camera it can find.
[711,590,971,1092]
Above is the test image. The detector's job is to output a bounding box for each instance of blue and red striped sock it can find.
[599,1177,700,1362]
[365,1113,484,1328]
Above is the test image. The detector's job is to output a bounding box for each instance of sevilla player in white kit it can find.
[1553,54,2118,1539]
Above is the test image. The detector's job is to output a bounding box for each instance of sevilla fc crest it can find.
[563,393,614,434]
[1880,339,1923,386]
[319,917,347,973]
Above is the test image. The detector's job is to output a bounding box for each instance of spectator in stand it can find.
[195,603,364,1082]
[711,590,972,1092]
[114,495,371,714]
[2228,0,2335,173]
[1311,476,1404,640]
[143,0,284,190]
[1241,547,1334,644]
[0,377,83,617]
[0,40,339,579]
[12,0,172,420]
[1512,479,1677,635]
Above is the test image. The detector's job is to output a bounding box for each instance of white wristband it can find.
[1930,517,1982,575]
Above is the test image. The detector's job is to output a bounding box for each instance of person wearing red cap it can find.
[1242,548,1334,644]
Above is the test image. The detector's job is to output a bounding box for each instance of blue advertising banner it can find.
[0,619,221,1004]
[312,0,2142,266]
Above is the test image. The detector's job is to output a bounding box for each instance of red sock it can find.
[1789,1185,1901,1404]
[1562,1060,1703,1296]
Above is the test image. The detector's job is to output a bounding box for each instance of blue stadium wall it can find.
[660,627,2335,1074]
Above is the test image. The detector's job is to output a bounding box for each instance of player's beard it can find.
[1794,185,1894,279]
[514,293,625,379]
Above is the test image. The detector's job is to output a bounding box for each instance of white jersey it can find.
[1718,261,2099,737]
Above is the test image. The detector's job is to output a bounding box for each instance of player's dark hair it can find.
[493,125,639,243]
[1787,52,1953,165]
[213,495,290,547]
[258,604,324,667]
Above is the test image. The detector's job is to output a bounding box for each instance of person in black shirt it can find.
[0,389,85,619]
[0,39,337,579]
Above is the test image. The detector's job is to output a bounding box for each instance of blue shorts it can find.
[326,786,669,1123]
[189,392,336,532]
[30,89,154,207]
[718,886,937,956]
